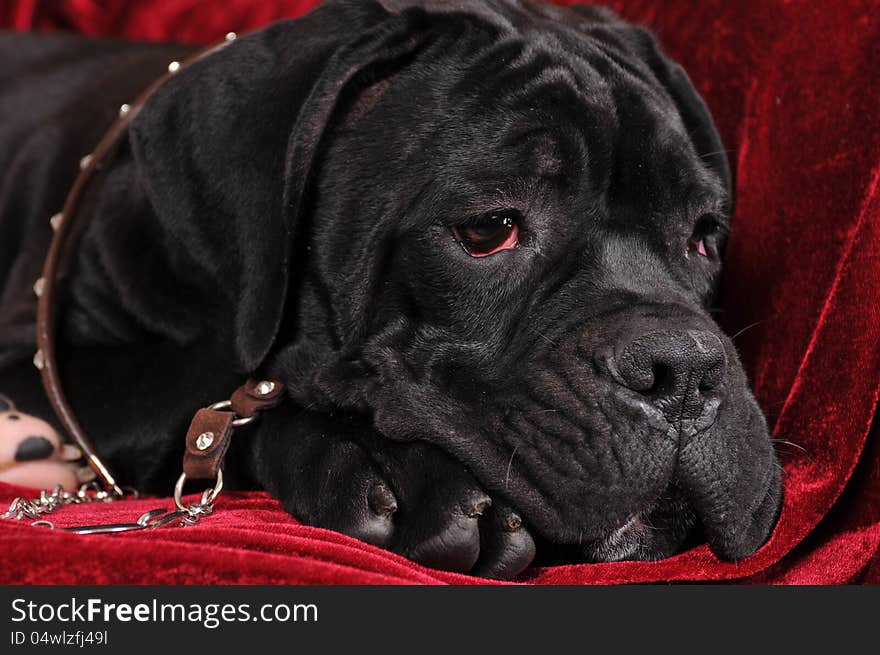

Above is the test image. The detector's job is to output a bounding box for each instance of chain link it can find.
[1,481,217,534]
[1,482,120,521]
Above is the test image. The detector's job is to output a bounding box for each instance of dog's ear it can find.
[129,0,422,373]
[568,7,732,207]
[623,27,733,206]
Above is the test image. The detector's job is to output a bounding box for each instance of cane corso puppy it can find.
[0,0,781,579]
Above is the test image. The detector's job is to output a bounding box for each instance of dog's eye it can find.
[452,209,521,257]
[686,214,725,260]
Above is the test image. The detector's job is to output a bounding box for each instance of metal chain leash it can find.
[2,482,124,522]
[1,395,238,534]
[0,477,219,535]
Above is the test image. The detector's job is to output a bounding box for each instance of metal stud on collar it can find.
[195,431,215,450]
[255,380,276,396]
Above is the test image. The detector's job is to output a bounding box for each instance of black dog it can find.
[0,0,781,579]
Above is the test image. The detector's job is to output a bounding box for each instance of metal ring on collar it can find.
[207,399,257,427]
[173,469,224,512]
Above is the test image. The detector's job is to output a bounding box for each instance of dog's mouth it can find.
[579,487,700,563]
[473,370,780,563]
[530,482,702,564]
[584,516,660,562]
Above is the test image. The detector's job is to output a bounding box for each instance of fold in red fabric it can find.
[1,0,878,584]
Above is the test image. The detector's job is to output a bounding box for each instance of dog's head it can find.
[131,0,780,561]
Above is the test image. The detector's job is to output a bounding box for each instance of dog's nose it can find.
[608,330,727,418]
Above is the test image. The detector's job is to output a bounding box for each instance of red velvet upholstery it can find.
[1,0,878,584]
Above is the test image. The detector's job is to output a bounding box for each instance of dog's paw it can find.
[0,394,90,490]
[304,440,534,579]
[369,441,536,579]
[255,409,534,579]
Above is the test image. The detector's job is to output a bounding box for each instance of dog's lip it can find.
[582,516,643,562]
[578,490,700,563]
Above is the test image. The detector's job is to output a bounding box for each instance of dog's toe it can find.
[364,441,536,577]
[472,505,536,580]
[394,484,490,573]
[367,481,398,517]
[256,411,534,577]
[316,468,397,548]
[344,479,398,548]
[271,439,397,549]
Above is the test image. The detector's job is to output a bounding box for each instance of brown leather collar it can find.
[31,32,283,495]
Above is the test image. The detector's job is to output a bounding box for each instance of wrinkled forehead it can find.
[342,5,723,213]
[437,48,706,191]
[379,0,610,33]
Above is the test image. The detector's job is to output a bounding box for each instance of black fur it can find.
[0,0,780,579]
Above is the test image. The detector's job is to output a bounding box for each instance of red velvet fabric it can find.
[1,0,878,585]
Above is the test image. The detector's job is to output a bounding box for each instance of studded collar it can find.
[30,31,283,496]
